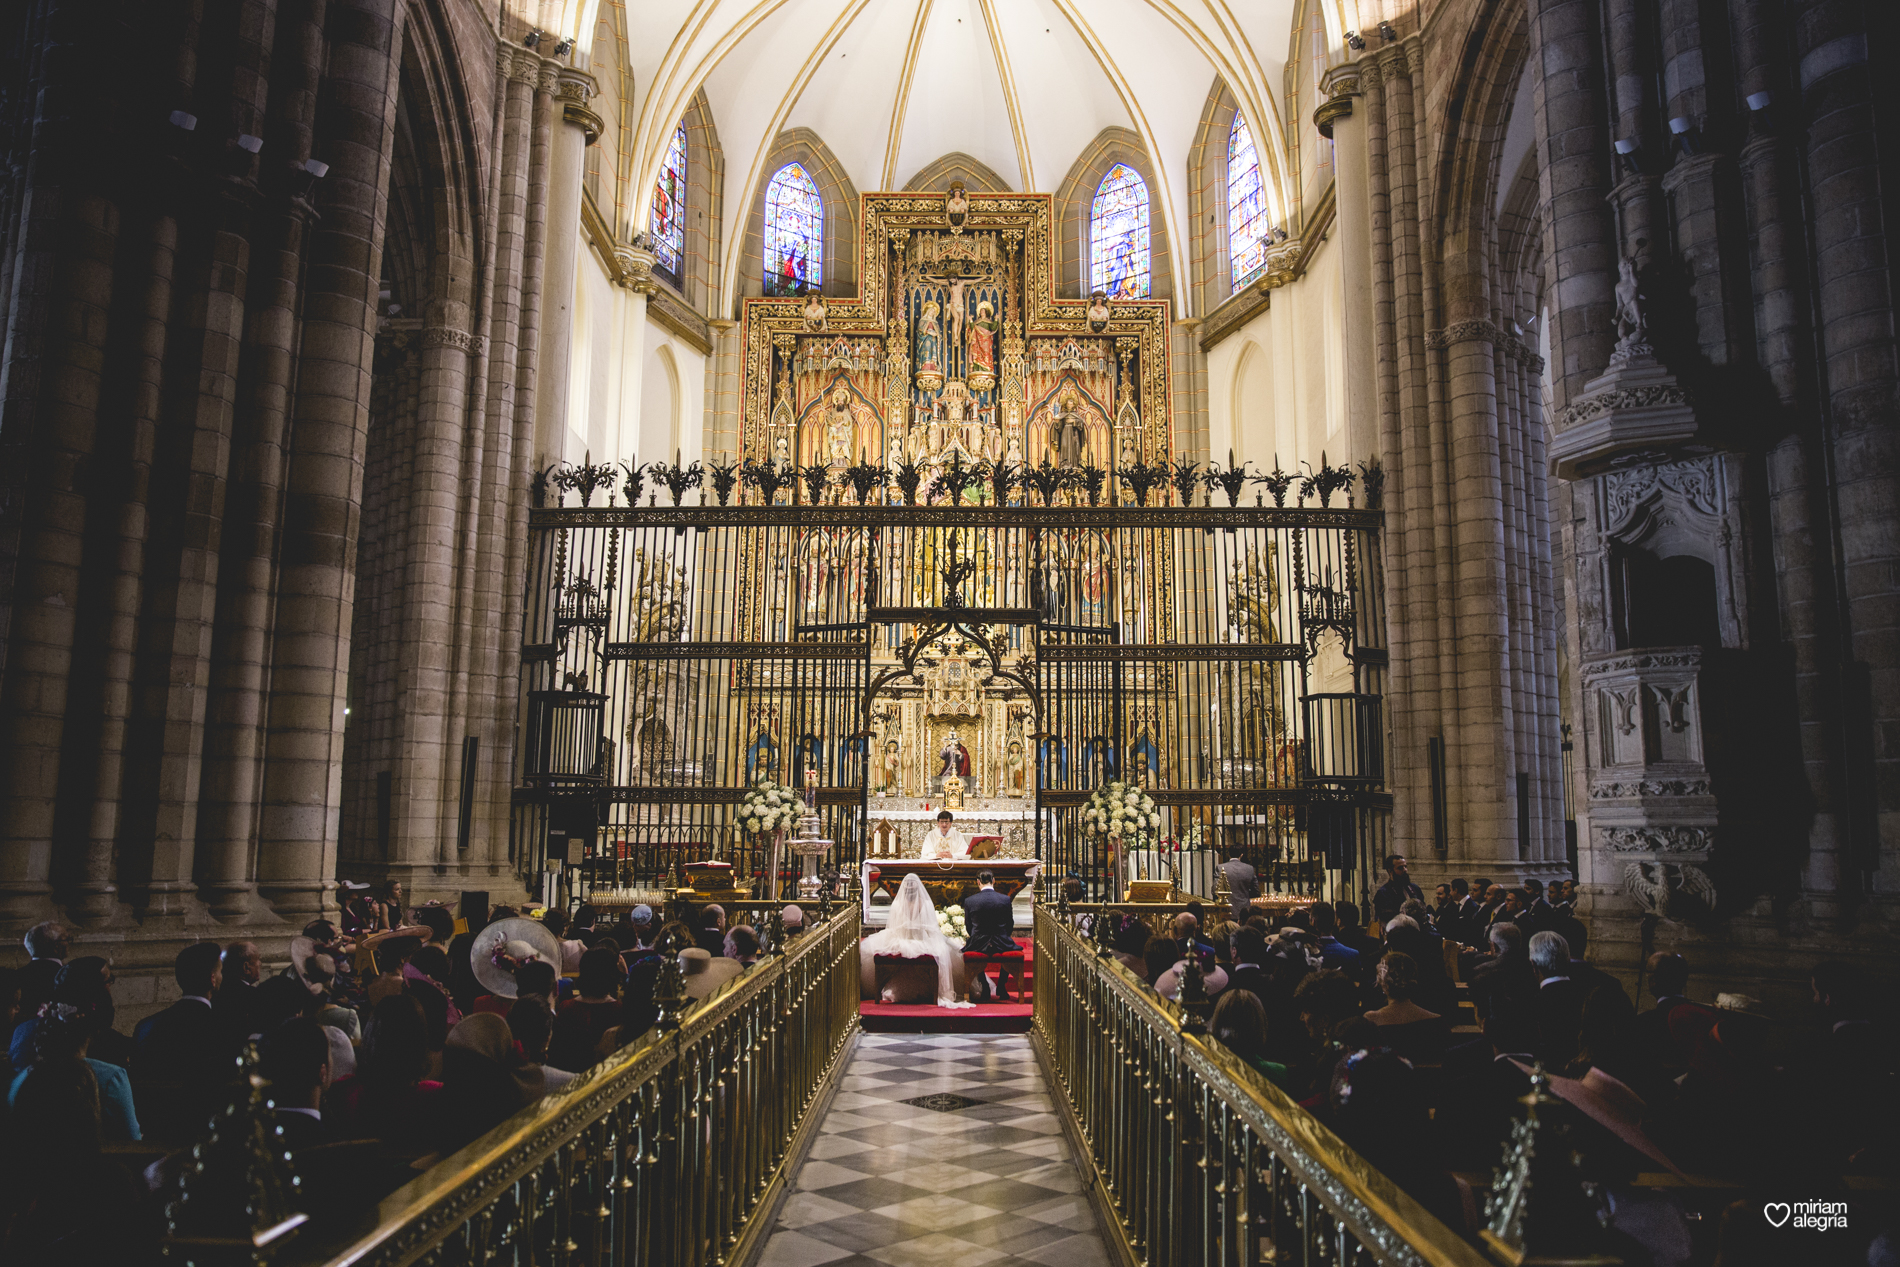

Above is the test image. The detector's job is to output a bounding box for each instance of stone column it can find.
[255,0,403,919]
[532,64,598,470]
[614,245,656,461]
[1317,62,1377,465]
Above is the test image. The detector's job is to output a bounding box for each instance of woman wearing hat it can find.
[549,949,626,1072]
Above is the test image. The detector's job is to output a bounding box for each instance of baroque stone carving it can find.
[424,326,486,357]
[1425,320,1502,349]
[1623,860,1716,920]
[1600,455,1721,532]
[1579,650,1700,680]
[1590,779,1711,799]
[1557,382,1692,431]
[1601,825,1714,852]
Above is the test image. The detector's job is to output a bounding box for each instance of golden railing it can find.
[293,909,860,1267]
[1032,906,1491,1267]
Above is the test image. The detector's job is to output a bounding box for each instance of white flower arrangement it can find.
[936,905,968,941]
[738,777,804,837]
[1082,779,1161,840]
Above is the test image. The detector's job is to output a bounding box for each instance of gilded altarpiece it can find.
[731,190,1173,845]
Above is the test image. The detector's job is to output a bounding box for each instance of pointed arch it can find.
[740,128,858,304]
[903,152,1012,194]
[1054,128,1171,303]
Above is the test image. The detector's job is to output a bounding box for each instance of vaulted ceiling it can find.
[577,0,1315,312]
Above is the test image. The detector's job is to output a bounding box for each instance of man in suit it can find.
[1633,952,1706,1073]
[963,871,1020,1000]
[133,941,227,1141]
[1221,848,1257,923]
[1305,902,1362,974]
[1467,922,1534,1024]
[259,1016,333,1151]
[696,905,728,956]
[1527,931,1583,1067]
[1224,925,1276,1008]
[216,940,264,1041]
[1372,855,1423,926]
[1515,878,1556,934]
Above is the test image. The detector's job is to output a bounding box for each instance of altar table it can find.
[860,858,1040,916]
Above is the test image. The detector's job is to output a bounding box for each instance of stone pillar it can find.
[254,0,404,919]
[1318,62,1377,465]
[532,64,598,470]
[614,245,656,462]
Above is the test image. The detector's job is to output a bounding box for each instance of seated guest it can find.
[1326,1049,1464,1232]
[0,1056,158,1264]
[475,958,558,1018]
[541,908,586,974]
[1225,926,1276,1007]
[12,958,130,1073]
[549,949,625,1072]
[407,945,461,1027]
[1211,990,1298,1094]
[1633,953,1701,1072]
[1142,936,1182,987]
[412,903,455,952]
[216,941,264,1041]
[724,925,762,968]
[1468,923,1534,1023]
[1528,930,1584,1067]
[1292,970,1363,1101]
[1172,912,1217,965]
[609,959,664,1050]
[1305,903,1361,972]
[1335,902,1380,960]
[328,994,441,1158]
[1111,917,1150,974]
[17,921,68,1023]
[1384,919,1456,1017]
[434,1014,542,1154]
[1435,1011,1537,1171]
[679,948,744,1002]
[627,904,658,949]
[1155,949,1229,1002]
[132,941,227,1140]
[696,906,728,957]
[507,998,575,1095]
[1364,952,1445,1063]
[259,1016,333,1150]
[10,999,140,1141]
[780,906,806,938]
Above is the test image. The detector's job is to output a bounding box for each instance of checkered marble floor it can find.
[753,1034,1112,1267]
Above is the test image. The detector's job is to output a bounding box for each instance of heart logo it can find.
[1764,1203,1792,1228]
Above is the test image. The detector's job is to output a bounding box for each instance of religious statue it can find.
[1118,432,1137,471]
[1005,741,1026,795]
[771,431,793,477]
[1050,390,1088,469]
[915,300,944,391]
[746,726,779,783]
[948,277,969,357]
[825,384,856,467]
[886,430,905,470]
[794,732,824,783]
[967,299,997,391]
[945,181,968,228]
[939,732,973,781]
[1133,751,1156,790]
[802,292,828,332]
[1614,254,1646,350]
[1087,289,1111,333]
[880,739,902,794]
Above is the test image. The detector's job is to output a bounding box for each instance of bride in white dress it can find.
[859,874,973,1007]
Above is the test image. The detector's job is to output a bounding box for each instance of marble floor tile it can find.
[753,1035,1112,1267]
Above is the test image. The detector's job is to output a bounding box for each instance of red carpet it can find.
[858,936,1034,1033]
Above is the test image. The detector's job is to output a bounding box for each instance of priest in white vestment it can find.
[920,810,970,859]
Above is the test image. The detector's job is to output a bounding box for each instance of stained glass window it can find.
[651,121,687,276]
[1229,111,1271,292]
[764,162,823,296]
[1090,164,1150,300]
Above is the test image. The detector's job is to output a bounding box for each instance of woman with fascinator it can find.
[858,874,973,1007]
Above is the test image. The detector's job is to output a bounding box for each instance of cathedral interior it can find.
[2,0,1898,1262]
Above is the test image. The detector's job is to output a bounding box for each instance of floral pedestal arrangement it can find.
[739,778,803,900]
[1082,779,1162,901]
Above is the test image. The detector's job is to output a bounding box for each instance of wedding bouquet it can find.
[1083,779,1162,840]
[937,905,968,941]
[738,777,803,837]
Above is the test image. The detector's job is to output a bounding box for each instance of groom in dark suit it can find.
[963,871,1020,1001]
